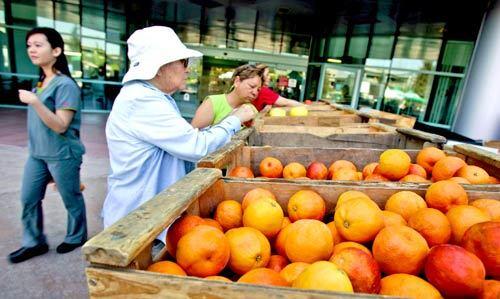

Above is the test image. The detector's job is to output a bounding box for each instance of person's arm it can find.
[274,96,303,107]
[131,96,256,162]
[191,98,214,129]
[19,89,75,134]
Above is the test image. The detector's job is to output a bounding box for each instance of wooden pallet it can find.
[83,168,499,298]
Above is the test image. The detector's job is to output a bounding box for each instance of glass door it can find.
[316,63,363,107]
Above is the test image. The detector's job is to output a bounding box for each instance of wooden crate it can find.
[197,142,499,191]
[330,103,416,128]
[83,168,500,298]
[255,110,363,127]
[247,122,446,149]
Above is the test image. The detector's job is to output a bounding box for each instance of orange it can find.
[214,200,243,231]
[380,274,443,299]
[408,163,428,179]
[416,147,446,175]
[237,268,288,286]
[284,219,333,263]
[228,166,254,178]
[381,210,407,227]
[326,221,344,245]
[176,225,230,277]
[204,276,232,282]
[364,173,390,181]
[241,188,276,210]
[282,162,307,179]
[335,190,371,210]
[259,157,283,178]
[372,226,429,275]
[147,261,187,276]
[378,149,411,180]
[292,261,353,292]
[489,176,500,184]
[480,280,500,299]
[432,156,467,181]
[385,191,427,221]
[425,180,468,212]
[225,227,271,275]
[408,208,451,246]
[328,160,357,179]
[287,190,326,222]
[456,165,491,184]
[266,254,289,272]
[331,168,360,181]
[446,205,491,243]
[274,223,293,257]
[166,215,205,257]
[279,262,310,286]
[203,218,223,231]
[281,216,291,229]
[449,176,471,184]
[400,174,430,183]
[333,241,372,256]
[330,247,382,294]
[334,197,384,242]
[471,199,500,220]
[362,162,379,179]
[242,197,284,238]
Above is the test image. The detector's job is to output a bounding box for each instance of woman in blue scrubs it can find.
[8,27,87,263]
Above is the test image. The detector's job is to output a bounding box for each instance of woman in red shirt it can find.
[252,64,303,111]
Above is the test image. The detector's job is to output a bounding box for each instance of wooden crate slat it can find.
[82,168,222,267]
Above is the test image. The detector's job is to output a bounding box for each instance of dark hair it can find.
[26,27,73,82]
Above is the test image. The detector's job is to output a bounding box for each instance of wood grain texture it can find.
[82,168,222,267]
[453,144,500,178]
[86,266,385,299]
[197,139,245,169]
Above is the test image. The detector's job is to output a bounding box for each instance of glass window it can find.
[178,24,201,45]
[14,28,38,75]
[105,41,125,81]
[326,37,345,59]
[0,1,5,24]
[321,67,357,105]
[36,0,53,27]
[11,0,36,27]
[349,36,368,60]
[254,30,281,53]
[359,67,389,110]
[107,12,126,42]
[369,36,394,59]
[0,27,11,72]
[82,6,105,38]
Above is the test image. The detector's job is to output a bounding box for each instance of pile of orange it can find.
[227,147,498,185]
[147,183,499,298]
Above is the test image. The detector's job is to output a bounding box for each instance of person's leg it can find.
[48,157,87,252]
[8,156,51,263]
[20,156,52,247]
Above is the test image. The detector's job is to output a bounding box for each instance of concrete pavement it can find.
[0,109,110,298]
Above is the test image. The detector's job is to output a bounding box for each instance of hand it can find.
[231,103,257,123]
[19,90,40,105]
[261,105,272,114]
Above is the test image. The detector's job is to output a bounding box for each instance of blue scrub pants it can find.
[20,155,87,247]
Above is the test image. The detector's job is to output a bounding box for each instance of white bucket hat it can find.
[122,26,202,83]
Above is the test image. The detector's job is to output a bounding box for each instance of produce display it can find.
[146,182,499,298]
[228,147,499,185]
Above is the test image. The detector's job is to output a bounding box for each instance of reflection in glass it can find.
[321,67,356,105]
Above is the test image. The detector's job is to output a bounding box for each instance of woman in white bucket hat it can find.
[102,26,256,244]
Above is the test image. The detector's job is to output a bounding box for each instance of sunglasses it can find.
[180,59,189,68]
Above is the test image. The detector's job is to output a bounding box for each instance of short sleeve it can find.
[55,78,81,111]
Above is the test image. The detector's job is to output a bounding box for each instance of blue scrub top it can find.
[27,74,85,160]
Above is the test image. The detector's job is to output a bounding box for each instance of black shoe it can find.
[8,244,49,263]
[56,242,85,254]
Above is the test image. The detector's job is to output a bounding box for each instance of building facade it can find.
[0,0,496,138]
